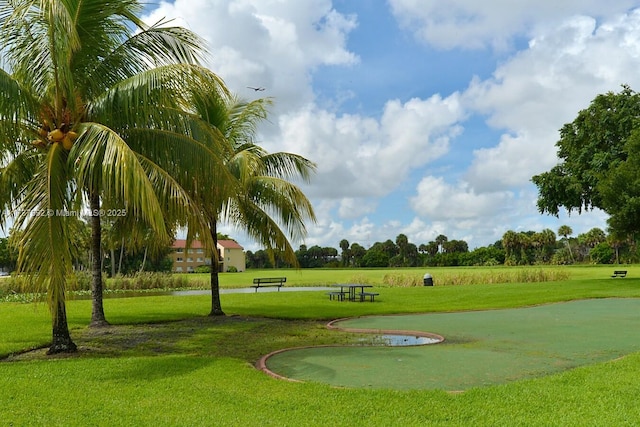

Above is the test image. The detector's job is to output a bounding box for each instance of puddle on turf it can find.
[360,334,441,346]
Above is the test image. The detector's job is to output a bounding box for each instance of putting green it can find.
[263,298,640,390]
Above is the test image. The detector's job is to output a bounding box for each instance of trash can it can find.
[423,273,433,286]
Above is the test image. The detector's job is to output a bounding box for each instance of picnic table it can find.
[328,284,379,302]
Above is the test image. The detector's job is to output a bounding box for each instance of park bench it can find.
[611,270,628,278]
[358,291,380,302]
[251,277,286,292]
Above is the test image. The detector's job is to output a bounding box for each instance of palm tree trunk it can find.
[89,192,108,327]
[47,299,77,354]
[118,238,124,275]
[110,247,116,277]
[208,222,225,316]
[139,247,148,273]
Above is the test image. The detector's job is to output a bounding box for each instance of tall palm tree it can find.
[558,225,574,263]
[0,0,229,350]
[190,96,316,315]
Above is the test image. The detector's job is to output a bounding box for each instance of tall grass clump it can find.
[348,274,376,285]
[382,269,571,287]
[107,272,194,291]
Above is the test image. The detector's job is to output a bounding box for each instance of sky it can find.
[140,0,640,251]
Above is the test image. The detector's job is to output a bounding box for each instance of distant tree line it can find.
[245,227,638,269]
[3,225,633,274]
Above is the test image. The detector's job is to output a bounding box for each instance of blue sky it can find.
[141,1,640,251]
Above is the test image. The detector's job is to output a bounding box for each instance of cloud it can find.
[461,11,640,191]
[388,0,638,50]
[410,176,513,220]
[276,93,465,200]
[144,0,358,112]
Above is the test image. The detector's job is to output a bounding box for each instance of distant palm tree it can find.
[189,96,316,315]
[0,0,228,351]
[558,225,574,263]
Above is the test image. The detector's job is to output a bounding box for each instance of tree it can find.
[532,229,556,263]
[533,86,640,217]
[0,0,224,350]
[186,96,316,315]
[597,129,640,238]
[578,227,607,262]
[362,247,389,267]
[0,236,16,272]
[502,230,520,265]
[435,234,448,253]
[350,243,366,267]
[557,225,574,263]
[339,239,350,267]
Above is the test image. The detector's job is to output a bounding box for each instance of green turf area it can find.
[265,298,640,390]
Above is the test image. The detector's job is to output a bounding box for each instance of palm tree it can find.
[0,0,229,350]
[188,96,316,315]
[339,239,350,267]
[558,225,574,263]
[502,230,519,264]
[435,234,448,253]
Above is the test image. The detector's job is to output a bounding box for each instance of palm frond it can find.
[72,122,166,237]
[0,68,44,157]
[15,142,74,324]
[260,151,317,182]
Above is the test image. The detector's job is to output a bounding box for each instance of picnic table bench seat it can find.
[251,277,286,292]
[327,291,348,301]
[358,291,379,302]
[612,270,628,278]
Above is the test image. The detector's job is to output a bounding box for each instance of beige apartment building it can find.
[169,239,246,273]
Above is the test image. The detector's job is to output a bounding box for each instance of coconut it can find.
[62,135,73,150]
[48,129,64,142]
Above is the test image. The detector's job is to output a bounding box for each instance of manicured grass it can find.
[2,265,640,425]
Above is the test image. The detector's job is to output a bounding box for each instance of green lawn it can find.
[2,265,640,426]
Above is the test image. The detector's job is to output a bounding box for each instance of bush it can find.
[226,266,238,273]
[195,265,211,273]
[590,243,614,264]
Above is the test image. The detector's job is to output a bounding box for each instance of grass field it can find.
[2,265,640,426]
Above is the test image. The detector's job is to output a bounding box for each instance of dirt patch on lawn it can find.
[2,315,351,363]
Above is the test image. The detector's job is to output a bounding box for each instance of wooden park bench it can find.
[251,277,286,292]
[358,291,380,302]
[611,270,628,278]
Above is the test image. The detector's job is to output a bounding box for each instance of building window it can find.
[187,257,193,262]
[197,257,203,262]
[176,267,183,272]
[176,257,183,262]
[176,248,183,253]
[197,249,203,254]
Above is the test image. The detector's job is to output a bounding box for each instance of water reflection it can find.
[357,334,440,347]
